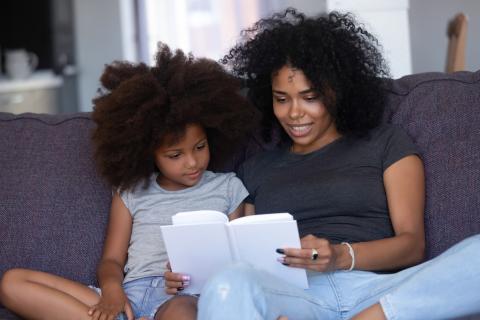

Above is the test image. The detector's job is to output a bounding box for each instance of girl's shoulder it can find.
[202,170,241,186]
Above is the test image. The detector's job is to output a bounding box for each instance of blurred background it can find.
[0,0,479,114]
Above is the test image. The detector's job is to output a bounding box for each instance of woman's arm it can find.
[282,155,425,272]
[349,154,425,270]
[88,192,134,319]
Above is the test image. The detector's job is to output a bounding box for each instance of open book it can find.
[161,210,309,294]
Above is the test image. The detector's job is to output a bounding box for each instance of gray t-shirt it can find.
[238,125,419,244]
[120,170,248,283]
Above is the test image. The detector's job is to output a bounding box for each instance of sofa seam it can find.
[383,76,480,97]
[0,115,92,126]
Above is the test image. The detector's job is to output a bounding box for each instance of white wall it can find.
[263,0,412,79]
[73,0,136,111]
[409,0,480,73]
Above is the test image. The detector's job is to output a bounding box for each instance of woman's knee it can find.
[200,263,262,302]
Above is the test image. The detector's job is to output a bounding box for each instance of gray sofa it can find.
[1,70,479,319]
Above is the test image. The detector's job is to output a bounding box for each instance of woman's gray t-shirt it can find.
[120,170,248,283]
[238,125,419,244]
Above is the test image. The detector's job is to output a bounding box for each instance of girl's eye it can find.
[167,153,181,159]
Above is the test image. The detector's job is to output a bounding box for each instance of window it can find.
[137,0,262,64]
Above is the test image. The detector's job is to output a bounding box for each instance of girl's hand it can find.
[277,234,343,272]
[164,262,190,295]
[88,284,134,320]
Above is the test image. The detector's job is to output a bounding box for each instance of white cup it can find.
[5,49,39,79]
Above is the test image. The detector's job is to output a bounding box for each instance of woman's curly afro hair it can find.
[92,43,258,191]
[222,8,390,142]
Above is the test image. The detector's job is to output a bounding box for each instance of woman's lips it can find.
[287,123,313,137]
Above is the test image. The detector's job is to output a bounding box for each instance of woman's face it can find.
[271,65,340,154]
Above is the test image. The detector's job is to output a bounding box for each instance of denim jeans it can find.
[90,276,171,319]
[198,234,480,320]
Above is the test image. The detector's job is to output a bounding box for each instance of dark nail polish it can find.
[178,287,184,291]
[282,262,290,266]
[276,248,285,254]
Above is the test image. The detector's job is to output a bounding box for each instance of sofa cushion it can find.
[0,112,111,287]
[383,71,480,259]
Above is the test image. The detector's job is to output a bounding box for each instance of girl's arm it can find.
[88,192,134,319]
[228,203,246,221]
[283,155,425,272]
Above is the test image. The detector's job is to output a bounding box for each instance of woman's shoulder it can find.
[241,148,284,171]
[359,124,415,149]
[369,124,409,140]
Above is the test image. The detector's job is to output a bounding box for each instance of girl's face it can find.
[271,65,340,154]
[154,123,210,191]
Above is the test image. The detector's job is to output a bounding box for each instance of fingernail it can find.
[276,248,285,254]
[276,257,285,263]
[182,281,190,287]
[178,287,184,291]
[282,262,290,266]
[182,275,190,281]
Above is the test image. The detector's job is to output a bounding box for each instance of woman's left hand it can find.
[278,234,342,272]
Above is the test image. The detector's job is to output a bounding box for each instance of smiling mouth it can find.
[287,124,313,137]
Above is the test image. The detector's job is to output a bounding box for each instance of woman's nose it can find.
[288,100,304,120]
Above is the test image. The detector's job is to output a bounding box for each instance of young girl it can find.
[0,44,257,320]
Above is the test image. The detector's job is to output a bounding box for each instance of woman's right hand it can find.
[164,262,190,295]
[88,284,134,320]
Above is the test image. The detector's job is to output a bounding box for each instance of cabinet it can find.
[0,71,62,114]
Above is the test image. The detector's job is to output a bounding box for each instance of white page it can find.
[161,222,233,294]
[229,220,309,289]
[172,210,228,225]
[229,212,292,225]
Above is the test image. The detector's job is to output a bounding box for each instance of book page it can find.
[229,220,309,289]
[228,212,292,225]
[172,210,228,225]
[161,222,233,294]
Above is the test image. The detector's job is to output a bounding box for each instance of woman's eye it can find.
[305,95,318,101]
[196,143,207,150]
[274,96,286,103]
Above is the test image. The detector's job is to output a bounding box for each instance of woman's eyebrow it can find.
[272,88,315,94]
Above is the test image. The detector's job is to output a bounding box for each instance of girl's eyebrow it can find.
[163,137,208,152]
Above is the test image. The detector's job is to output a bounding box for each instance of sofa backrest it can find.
[383,71,480,259]
[0,71,479,291]
[0,112,111,286]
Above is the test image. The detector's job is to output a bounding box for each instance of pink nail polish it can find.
[182,275,190,281]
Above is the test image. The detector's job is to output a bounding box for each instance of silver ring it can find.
[311,248,319,261]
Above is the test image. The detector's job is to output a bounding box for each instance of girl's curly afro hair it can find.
[222,8,390,142]
[92,43,258,191]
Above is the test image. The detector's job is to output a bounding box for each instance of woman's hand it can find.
[88,284,134,320]
[164,262,191,295]
[278,234,346,272]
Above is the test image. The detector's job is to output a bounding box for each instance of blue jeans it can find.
[198,234,480,320]
[90,276,171,319]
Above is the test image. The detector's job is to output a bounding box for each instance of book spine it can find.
[226,225,240,261]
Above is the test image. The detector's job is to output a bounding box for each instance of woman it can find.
[192,8,480,320]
